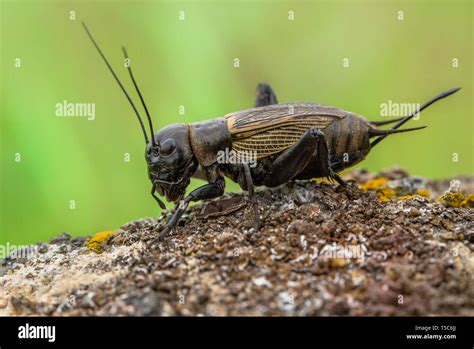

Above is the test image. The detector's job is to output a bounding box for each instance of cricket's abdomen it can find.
[295,114,372,179]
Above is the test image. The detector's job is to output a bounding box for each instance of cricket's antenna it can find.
[122,47,157,147]
[371,87,462,148]
[82,22,149,144]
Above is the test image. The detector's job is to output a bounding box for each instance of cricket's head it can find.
[146,124,197,203]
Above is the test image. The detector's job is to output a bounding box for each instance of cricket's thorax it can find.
[189,118,232,167]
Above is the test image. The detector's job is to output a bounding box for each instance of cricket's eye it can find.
[160,139,176,156]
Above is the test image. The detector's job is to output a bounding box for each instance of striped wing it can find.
[226,103,346,159]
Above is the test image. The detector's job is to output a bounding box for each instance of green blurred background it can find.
[1,0,472,245]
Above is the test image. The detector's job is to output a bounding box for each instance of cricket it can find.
[82,22,461,240]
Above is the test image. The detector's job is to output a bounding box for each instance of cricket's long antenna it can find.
[122,47,157,147]
[371,87,462,148]
[82,22,149,144]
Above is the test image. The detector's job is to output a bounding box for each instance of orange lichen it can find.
[87,230,116,253]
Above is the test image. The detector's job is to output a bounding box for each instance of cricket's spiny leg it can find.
[254,83,278,107]
[242,163,260,230]
[315,131,346,187]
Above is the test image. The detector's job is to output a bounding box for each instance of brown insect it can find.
[83,22,461,240]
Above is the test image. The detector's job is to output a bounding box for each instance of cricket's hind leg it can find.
[263,128,343,187]
[267,128,345,188]
[314,132,346,187]
[242,163,260,230]
[254,83,278,107]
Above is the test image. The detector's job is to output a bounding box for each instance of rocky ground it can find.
[1,168,473,316]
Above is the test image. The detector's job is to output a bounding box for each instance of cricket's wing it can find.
[225,103,346,159]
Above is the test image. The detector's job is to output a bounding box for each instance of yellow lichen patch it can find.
[361,177,430,202]
[87,230,116,253]
[437,191,465,208]
[359,177,389,191]
[416,188,430,198]
[396,189,430,201]
[360,178,396,202]
[438,192,474,208]
[396,194,418,201]
[376,188,397,202]
[461,193,474,208]
[397,190,429,201]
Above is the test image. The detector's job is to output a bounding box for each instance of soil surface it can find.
[1,168,473,316]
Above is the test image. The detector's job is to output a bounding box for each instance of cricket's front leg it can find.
[157,173,225,240]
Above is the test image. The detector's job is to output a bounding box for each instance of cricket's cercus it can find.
[82,22,461,241]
